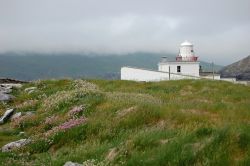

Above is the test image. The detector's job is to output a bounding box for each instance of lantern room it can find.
[176,40,198,62]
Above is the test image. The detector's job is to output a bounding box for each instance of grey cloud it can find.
[0,0,249,65]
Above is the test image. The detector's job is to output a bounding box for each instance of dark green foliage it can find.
[29,139,51,153]
[238,126,250,150]
[238,133,250,150]
[196,127,213,138]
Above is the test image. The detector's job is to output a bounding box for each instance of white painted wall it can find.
[121,67,169,82]
[200,75,221,80]
[180,45,195,57]
[220,78,236,82]
[121,67,199,82]
[158,62,200,77]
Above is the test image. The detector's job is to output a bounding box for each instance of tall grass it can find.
[0,79,249,165]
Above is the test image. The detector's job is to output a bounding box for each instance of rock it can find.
[1,83,22,89]
[0,78,27,84]
[0,83,22,101]
[0,109,15,124]
[12,84,23,88]
[0,93,14,101]
[0,83,20,101]
[11,112,22,121]
[0,86,12,94]
[1,138,31,152]
[64,161,83,166]
[1,89,12,94]
[10,112,35,123]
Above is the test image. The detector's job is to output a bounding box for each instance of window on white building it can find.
[177,66,181,72]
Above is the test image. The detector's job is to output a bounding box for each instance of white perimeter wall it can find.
[158,62,200,77]
[121,67,199,82]
[220,78,236,82]
[201,75,221,80]
[121,67,169,82]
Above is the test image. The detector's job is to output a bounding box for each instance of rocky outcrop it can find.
[0,83,22,101]
[0,85,12,94]
[0,93,14,101]
[220,55,250,80]
[0,78,27,84]
[10,112,22,120]
[1,139,31,152]
[0,109,15,124]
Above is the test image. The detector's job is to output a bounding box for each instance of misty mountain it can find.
[0,52,222,81]
[220,55,250,80]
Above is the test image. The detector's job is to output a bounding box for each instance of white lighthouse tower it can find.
[176,40,198,62]
[158,40,200,77]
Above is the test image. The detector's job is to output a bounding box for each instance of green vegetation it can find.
[0,79,250,165]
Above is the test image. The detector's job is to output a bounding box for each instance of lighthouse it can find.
[176,40,198,62]
[121,40,203,81]
[158,40,200,77]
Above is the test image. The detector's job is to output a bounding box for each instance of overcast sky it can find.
[0,0,250,65]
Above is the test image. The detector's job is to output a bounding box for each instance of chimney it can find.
[161,56,168,62]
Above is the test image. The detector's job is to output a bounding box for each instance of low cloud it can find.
[0,0,249,65]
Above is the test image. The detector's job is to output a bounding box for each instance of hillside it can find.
[0,52,222,81]
[220,55,250,80]
[0,79,250,165]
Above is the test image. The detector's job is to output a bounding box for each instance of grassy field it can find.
[0,79,250,165]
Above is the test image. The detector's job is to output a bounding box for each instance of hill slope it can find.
[220,55,250,80]
[0,52,222,80]
[0,79,250,165]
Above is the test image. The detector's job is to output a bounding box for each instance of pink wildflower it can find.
[68,105,85,118]
[57,117,86,130]
[45,117,87,137]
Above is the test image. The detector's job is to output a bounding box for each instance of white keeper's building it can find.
[121,40,220,82]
